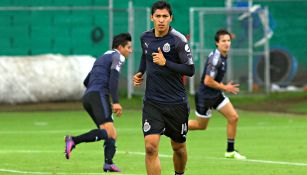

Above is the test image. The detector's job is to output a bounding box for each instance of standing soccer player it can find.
[133,1,194,175]
[188,29,246,159]
[64,33,132,172]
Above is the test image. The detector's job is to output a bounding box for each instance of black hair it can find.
[151,1,172,16]
[112,33,131,49]
[214,29,231,43]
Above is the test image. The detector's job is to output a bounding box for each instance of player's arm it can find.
[109,54,124,117]
[152,47,195,77]
[83,72,90,87]
[204,76,239,95]
[165,60,194,76]
[109,69,122,116]
[133,38,146,87]
[204,54,239,94]
[109,69,120,104]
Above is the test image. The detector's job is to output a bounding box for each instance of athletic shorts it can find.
[82,91,113,127]
[142,99,190,143]
[195,93,229,118]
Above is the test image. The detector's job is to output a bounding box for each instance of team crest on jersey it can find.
[143,120,151,132]
[163,43,171,53]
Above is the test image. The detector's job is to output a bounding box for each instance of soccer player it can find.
[188,29,246,159]
[64,33,132,172]
[133,1,194,175]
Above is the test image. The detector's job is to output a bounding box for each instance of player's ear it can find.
[117,45,123,52]
[150,15,154,21]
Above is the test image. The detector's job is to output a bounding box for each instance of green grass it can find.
[0,110,307,175]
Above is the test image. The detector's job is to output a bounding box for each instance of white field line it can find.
[0,169,50,174]
[0,128,139,134]
[1,149,307,167]
[0,124,306,135]
[0,168,142,175]
[117,151,171,158]
[206,157,307,167]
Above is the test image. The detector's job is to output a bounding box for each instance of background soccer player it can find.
[133,1,194,175]
[64,33,132,172]
[188,29,246,159]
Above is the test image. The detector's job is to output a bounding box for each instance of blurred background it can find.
[0,0,306,104]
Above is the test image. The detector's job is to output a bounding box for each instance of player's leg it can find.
[100,122,121,172]
[171,141,187,175]
[164,102,189,175]
[142,100,166,175]
[188,92,212,130]
[145,134,161,175]
[217,97,246,159]
[218,100,238,142]
[64,92,109,159]
[188,116,210,130]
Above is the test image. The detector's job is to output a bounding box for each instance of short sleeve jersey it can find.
[198,49,227,99]
[140,27,194,103]
[84,50,125,94]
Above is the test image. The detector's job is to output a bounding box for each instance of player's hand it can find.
[133,72,143,87]
[224,81,240,95]
[112,103,122,117]
[152,47,166,66]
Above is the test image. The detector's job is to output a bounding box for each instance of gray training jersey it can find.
[198,49,227,99]
[83,50,125,103]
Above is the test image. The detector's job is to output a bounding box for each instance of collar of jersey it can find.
[114,49,126,62]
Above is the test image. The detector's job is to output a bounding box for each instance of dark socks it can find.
[104,138,116,164]
[175,171,184,175]
[72,129,108,145]
[227,138,235,152]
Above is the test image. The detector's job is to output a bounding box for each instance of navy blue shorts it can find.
[195,92,229,118]
[142,100,190,143]
[82,91,113,127]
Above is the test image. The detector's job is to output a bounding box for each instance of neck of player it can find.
[155,27,170,37]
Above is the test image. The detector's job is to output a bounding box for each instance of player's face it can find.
[216,34,231,55]
[151,9,173,35]
[119,41,132,58]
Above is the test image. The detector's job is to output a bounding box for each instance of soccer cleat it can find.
[103,163,121,172]
[225,150,246,160]
[64,135,75,159]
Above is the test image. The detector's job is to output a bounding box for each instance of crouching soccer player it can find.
[64,33,132,172]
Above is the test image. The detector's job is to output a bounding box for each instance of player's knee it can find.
[228,114,239,124]
[145,143,158,156]
[172,144,186,157]
[100,125,117,139]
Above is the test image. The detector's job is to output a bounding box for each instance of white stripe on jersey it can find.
[104,50,115,55]
[170,28,188,43]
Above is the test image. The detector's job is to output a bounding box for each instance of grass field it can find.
[1,108,307,175]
